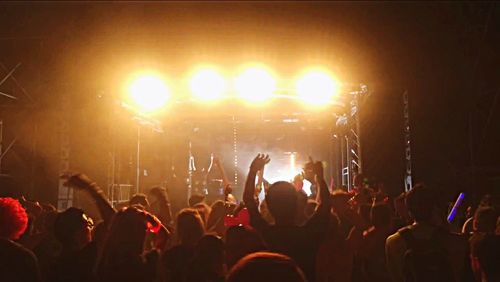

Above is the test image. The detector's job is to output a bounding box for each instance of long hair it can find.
[95,207,150,275]
[176,208,205,246]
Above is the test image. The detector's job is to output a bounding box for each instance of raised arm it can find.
[243,154,270,229]
[311,160,331,213]
[150,187,173,227]
[243,154,270,207]
[62,173,116,223]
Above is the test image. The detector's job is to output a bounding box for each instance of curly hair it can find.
[0,197,28,240]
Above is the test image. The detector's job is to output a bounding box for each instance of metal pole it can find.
[355,94,363,174]
[136,125,141,194]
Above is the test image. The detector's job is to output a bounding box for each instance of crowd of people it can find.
[0,154,499,282]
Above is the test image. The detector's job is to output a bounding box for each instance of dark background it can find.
[0,2,498,208]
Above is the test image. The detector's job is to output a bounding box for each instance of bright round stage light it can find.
[235,67,276,102]
[296,70,339,105]
[189,69,226,101]
[128,74,169,113]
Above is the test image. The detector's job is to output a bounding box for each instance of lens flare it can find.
[128,74,169,113]
[189,69,226,101]
[296,70,339,106]
[235,67,276,102]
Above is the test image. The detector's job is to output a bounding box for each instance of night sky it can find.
[0,2,498,204]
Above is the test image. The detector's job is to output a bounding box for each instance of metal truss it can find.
[336,84,368,191]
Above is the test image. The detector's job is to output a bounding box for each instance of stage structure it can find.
[333,84,368,191]
[0,62,39,200]
[403,90,413,192]
[104,68,370,204]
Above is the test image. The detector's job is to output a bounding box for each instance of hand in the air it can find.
[304,157,324,182]
[224,184,233,196]
[60,173,95,190]
[250,154,270,172]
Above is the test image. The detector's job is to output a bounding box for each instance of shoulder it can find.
[0,239,37,259]
[386,228,407,252]
[0,239,39,272]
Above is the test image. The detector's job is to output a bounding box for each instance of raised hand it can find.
[305,157,324,178]
[303,156,316,182]
[61,172,96,190]
[312,160,324,180]
[250,154,270,172]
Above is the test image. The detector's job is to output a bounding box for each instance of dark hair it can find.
[129,193,149,208]
[176,208,205,246]
[265,181,297,224]
[188,194,205,207]
[186,234,225,282]
[227,252,306,282]
[474,207,498,233]
[371,202,392,228]
[96,207,158,281]
[225,225,267,269]
[54,207,90,246]
[405,184,435,222]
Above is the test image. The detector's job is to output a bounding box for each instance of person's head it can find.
[265,181,297,225]
[54,207,93,250]
[475,235,500,282]
[405,184,436,223]
[206,200,226,236]
[176,208,205,246]
[189,194,205,207]
[371,202,392,229]
[226,252,306,282]
[193,234,225,275]
[129,193,149,208]
[193,202,211,225]
[331,190,351,214]
[225,225,267,269]
[474,207,498,233]
[0,197,28,240]
[97,207,160,273]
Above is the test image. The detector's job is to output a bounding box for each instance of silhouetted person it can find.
[186,234,225,282]
[0,197,41,282]
[50,173,116,282]
[162,208,205,282]
[386,184,471,282]
[469,206,498,281]
[243,154,331,281]
[95,207,168,282]
[226,252,306,282]
[474,234,500,282]
[225,225,267,269]
[359,203,393,281]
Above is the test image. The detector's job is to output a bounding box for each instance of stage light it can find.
[189,69,226,101]
[235,67,276,102]
[296,70,339,106]
[128,74,169,113]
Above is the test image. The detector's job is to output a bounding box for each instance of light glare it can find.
[296,71,338,105]
[128,74,169,113]
[189,69,226,101]
[235,67,276,102]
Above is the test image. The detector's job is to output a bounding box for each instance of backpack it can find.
[398,227,455,282]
